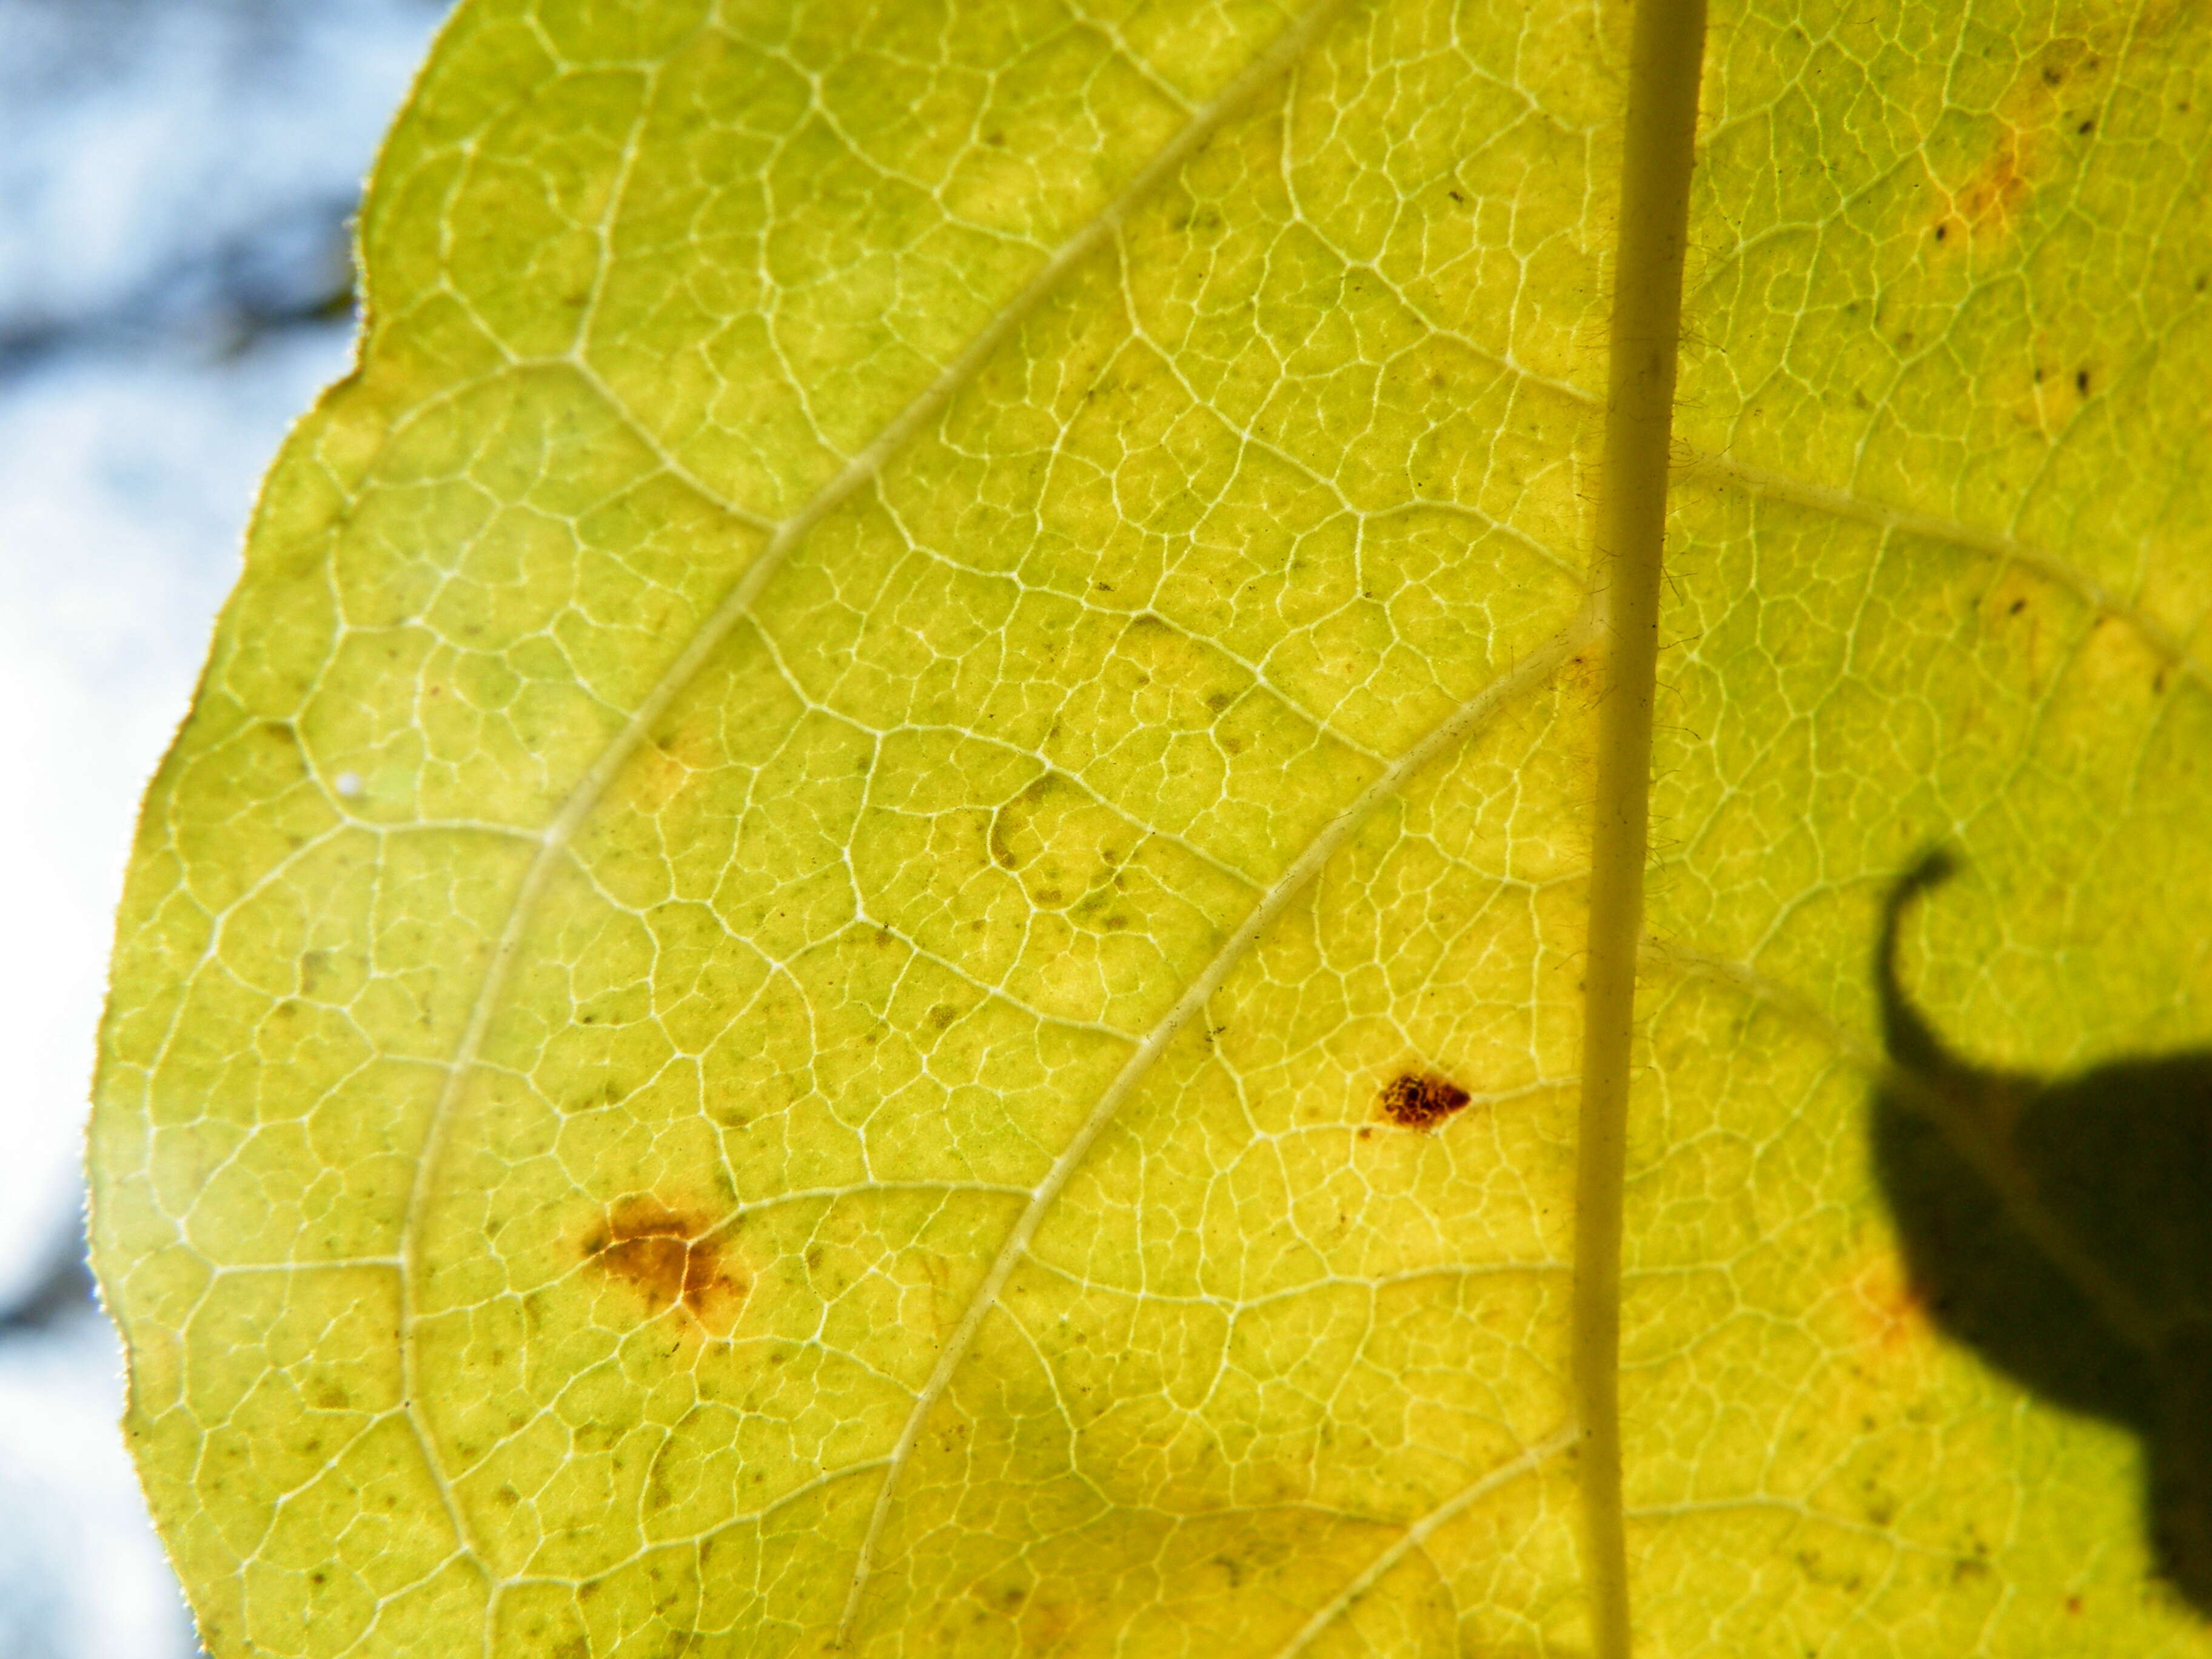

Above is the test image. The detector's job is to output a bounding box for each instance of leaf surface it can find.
[90,0,2212,1655]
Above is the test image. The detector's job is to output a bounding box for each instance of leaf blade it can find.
[89,0,2212,1654]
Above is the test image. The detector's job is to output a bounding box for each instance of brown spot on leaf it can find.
[1378,1070,1472,1131]
[1845,1248,1937,1364]
[1930,126,2034,246]
[580,1197,748,1336]
[1928,37,2123,251]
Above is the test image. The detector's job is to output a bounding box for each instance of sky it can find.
[0,2,449,1651]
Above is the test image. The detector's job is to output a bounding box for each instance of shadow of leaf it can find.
[1874,849,2212,1613]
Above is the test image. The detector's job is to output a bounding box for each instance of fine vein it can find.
[1681,452,2212,695]
[1644,939,2168,1356]
[1267,1424,1579,1659]
[392,0,1361,1607]
[835,612,1596,1643]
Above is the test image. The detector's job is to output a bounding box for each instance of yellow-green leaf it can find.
[89,0,2212,1655]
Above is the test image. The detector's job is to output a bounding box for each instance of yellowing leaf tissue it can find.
[90,0,2212,1655]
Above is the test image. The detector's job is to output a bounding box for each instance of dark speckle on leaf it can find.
[1379,1070,1472,1130]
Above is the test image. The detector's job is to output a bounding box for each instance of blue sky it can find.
[0,2,447,1651]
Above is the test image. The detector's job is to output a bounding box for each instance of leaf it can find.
[87,0,2212,1655]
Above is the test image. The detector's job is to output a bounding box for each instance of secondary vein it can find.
[834,610,1595,1644]
[1267,1424,1580,1659]
[389,0,1362,1627]
[1681,452,2212,696]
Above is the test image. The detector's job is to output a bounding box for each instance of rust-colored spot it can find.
[580,1197,748,1335]
[1928,38,2119,253]
[1379,1070,1472,1131]
[1929,125,2034,246]
[1844,1249,1936,1364]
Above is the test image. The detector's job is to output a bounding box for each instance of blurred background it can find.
[0,1,450,1651]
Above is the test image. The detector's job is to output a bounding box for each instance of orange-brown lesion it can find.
[1929,123,2037,249]
[579,1195,749,1337]
[1925,36,2112,252]
[1845,1247,1937,1365]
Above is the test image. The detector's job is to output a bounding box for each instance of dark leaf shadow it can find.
[1874,849,2212,1614]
